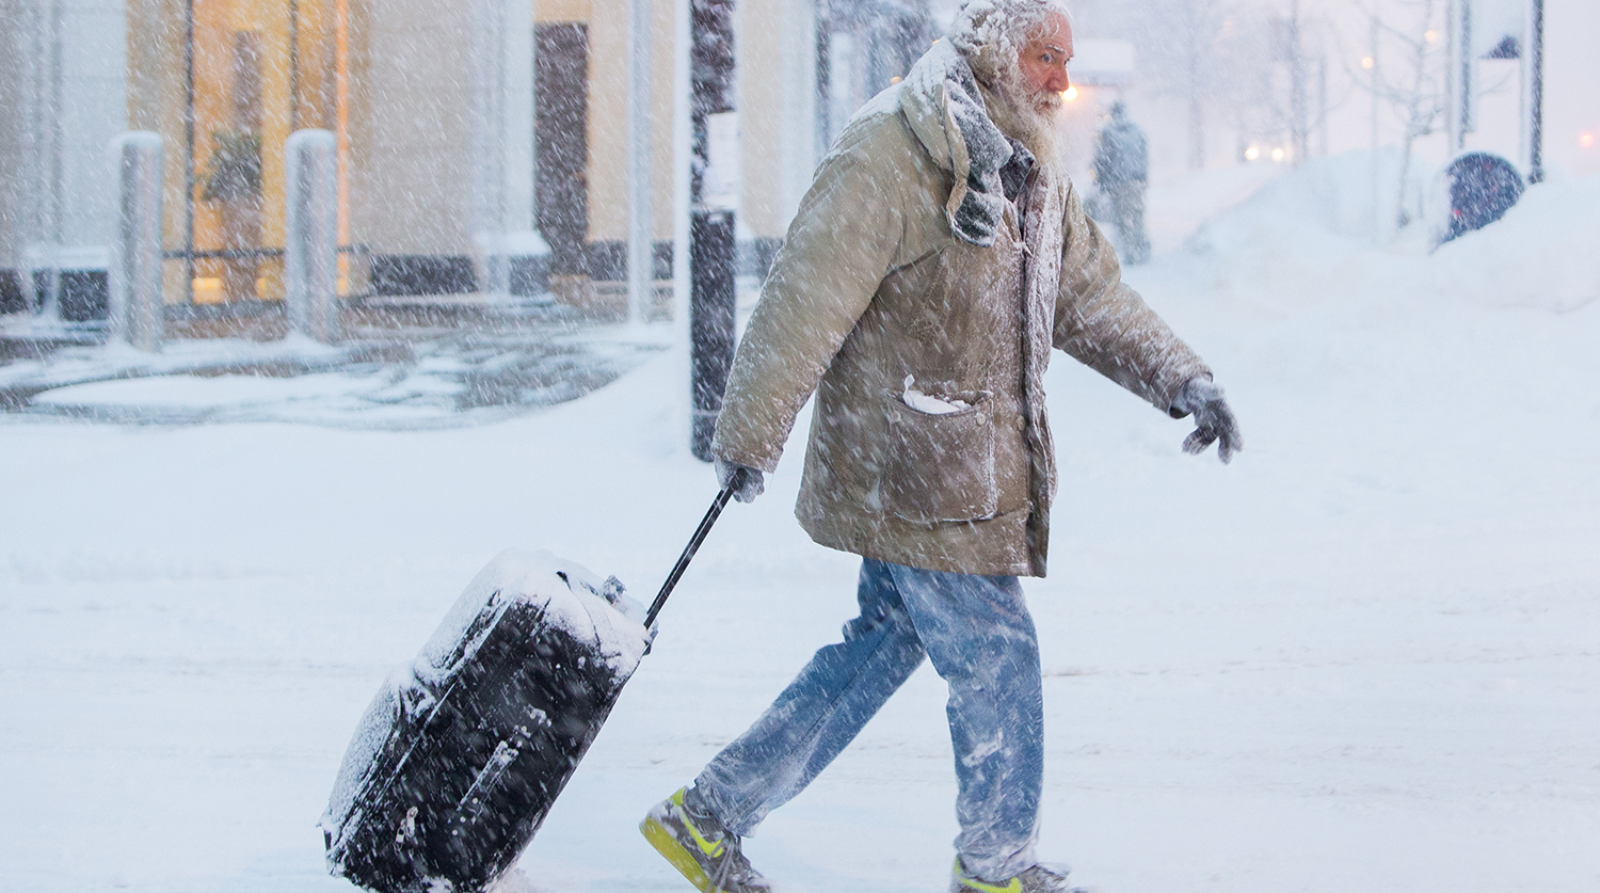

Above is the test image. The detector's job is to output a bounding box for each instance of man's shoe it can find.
[950,857,1089,893]
[640,788,773,893]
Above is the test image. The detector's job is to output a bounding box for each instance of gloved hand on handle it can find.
[1171,376,1243,464]
[715,456,766,503]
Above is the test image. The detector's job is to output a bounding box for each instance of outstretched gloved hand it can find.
[715,456,766,503]
[1171,376,1243,464]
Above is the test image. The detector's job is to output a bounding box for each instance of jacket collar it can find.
[899,40,1020,247]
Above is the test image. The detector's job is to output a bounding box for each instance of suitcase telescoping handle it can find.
[644,467,750,628]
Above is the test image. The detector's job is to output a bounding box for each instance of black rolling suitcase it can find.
[320,482,740,893]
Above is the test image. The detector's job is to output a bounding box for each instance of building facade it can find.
[0,0,885,319]
[5,0,1599,323]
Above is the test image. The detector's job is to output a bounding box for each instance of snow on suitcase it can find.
[319,549,652,893]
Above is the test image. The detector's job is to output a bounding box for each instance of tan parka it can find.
[711,44,1210,577]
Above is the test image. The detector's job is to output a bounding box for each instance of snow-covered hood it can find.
[898,39,1019,247]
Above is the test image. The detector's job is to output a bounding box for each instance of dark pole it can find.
[45,0,65,316]
[1461,0,1473,140]
[689,0,737,462]
[184,0,196,303]
[645,467,745,628]
[1528,0,1544,183]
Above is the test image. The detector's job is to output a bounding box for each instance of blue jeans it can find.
[690,558,1044,882]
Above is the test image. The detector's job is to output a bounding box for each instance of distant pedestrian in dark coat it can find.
[1092,101,1150,264]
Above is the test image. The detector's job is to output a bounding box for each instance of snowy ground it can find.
[0,311,663,428]
[3,155,1599,893]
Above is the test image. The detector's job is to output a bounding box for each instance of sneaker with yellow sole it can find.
[640,788,773,893]
[950,857,1089,893]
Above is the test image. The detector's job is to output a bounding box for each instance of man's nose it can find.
[1051,69,1071,93]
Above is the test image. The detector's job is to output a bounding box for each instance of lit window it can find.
[1245,145,1261,161]
[1581,132,1596,149]
[1061,86,1079,101]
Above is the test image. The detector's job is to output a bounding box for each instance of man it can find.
[1092,101,1151,264]
[640,2,1241,892]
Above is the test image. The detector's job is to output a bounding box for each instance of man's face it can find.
[1016,12,1073,99]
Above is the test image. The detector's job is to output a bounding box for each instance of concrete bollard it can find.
[285,129,340,342]
[109,132,165,351]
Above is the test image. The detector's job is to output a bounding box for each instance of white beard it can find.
[988,66,1065,176]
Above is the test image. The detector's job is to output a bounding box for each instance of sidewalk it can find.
[0,298,669,429]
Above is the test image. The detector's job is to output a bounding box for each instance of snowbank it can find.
[1141,162,1286,254]
[1429,171,1600,313]
[1177,150,1600,317]
[1185,150,1432,261]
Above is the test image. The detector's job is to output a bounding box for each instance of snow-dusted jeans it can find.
[690,557,1044,882]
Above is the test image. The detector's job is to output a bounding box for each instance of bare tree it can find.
[1349,0,1448,226]
[1179,0,1223,169]
[1210,0,1337,167]
[1268,0,1338,164]
[1132,0,1234,170]
[1278,0,1312,161]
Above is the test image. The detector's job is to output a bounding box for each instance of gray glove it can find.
[714,457,766,503]
[1171,376,1243,464]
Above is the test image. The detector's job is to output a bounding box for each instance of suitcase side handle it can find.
[644,467,748,628]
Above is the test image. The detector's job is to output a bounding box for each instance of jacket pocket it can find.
[880,391,998,524]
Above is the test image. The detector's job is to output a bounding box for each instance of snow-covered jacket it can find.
[711,41,1209,577]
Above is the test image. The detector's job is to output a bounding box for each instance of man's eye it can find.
[1040,53,1054,63]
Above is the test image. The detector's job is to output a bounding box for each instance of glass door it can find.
[178,0,349,304]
